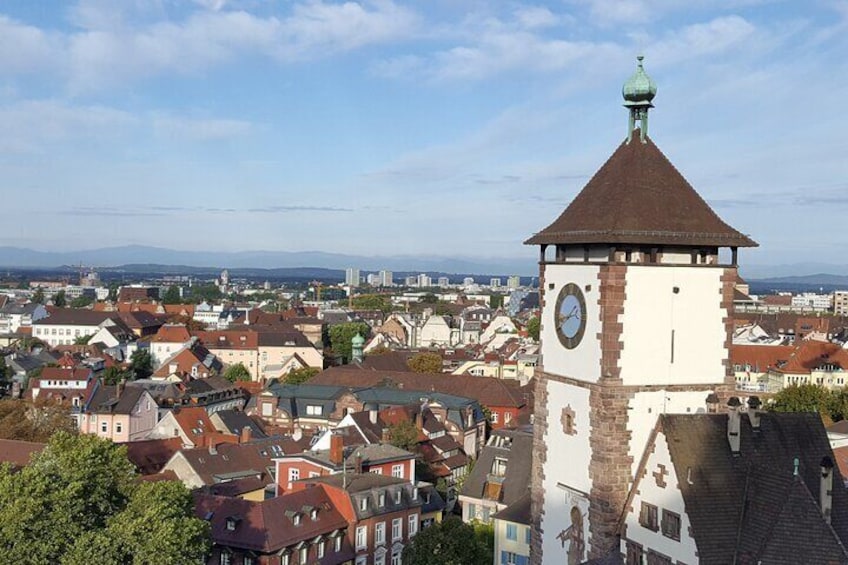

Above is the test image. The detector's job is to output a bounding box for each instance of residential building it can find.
[195,330,260,379]
[835,291,848,316]
[493,493,531,565]
[507,276,521,290]
[149,324,194,367]
[490,278,502,289]
[459,426,532,524]
[32,309,130,347]
[0,302,47,334]
[153,342,222,382]
[437,277,450,288]
[346,268,361,287]
[78,384,158,442]
[417,274,431,288]
[791,292,833,312]
[290,473,423,565]
[27,365,97,427]
[195,482,355,565]
[378,270,394,287]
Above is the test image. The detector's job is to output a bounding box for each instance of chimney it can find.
[329,432,344,466]
[727,397,742,455]
[747,396,762,430]
[381,427,390,442]
[369,409,378,425]
[705,393,720,414]
[415,408,424,430]
[240,426,252,444]
[821,456,834,524]
[355,453,363,474]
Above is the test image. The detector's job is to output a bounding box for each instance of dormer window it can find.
[360,498,368,511]
[225,517,240,531]
[293,514,301,526]
[412,487,419,500]
[378,492,386,507]
[311,508,318,521]
[395,490,402,504]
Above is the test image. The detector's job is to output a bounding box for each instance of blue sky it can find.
[1,0,846,268]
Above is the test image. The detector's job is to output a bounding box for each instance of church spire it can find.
[622,55,657,144]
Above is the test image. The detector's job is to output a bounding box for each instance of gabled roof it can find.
[194,485,351,554]
[656,412,848,564]
[123,437,183,475]
[459,426,532,507]
[176,436,303,486]
[87,385,147,415]
[35,309,119,326]
[525,136,756,248]
[0,439,45,469]
[150,324,192,343]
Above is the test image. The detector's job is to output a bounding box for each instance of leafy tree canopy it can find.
[0,399,77,442]
[162,285,182,305]
[387,419,420,453]
[352,294,393,313]
[70,295,94,308]
[102,366,133,386]
[129,349,153,379]
[328,322,370,363]
[526,316,540,341]
[53,290,67,307]
[31,287,45,305]
[0,432,210,564]
[283,366,319,385]
[223,363,252,383]
[402,517,492,565]
[407,352,443,374]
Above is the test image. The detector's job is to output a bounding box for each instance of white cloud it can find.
[0,16,61,74]
[514,6,562,29]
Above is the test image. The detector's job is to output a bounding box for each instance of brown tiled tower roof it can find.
[524,135,757,248]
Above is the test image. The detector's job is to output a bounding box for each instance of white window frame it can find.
[391,464,403,478]
[375,521,386,545]
[356,526,367,550]
[392,518,402,541]
[408,513,418,537]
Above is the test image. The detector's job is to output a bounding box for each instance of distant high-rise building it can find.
[417,274,432,288]
[263,280,272,291]
[366,273,381,286]
[463,277,475,286]
[379,270,394,287]
[345,268,360,287]
[835,291,848,316]
[490,278,502,289]
[507,275,521,289]
[220,269,230,286]
[405,275,417,287]
[437,277,450,288]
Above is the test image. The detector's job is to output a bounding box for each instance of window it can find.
[392,518,402,541]
[412,487,418,500]
[289,468,300,485]
[375,521,386,545]
[281,553,291,565]
[639,502,658,531]
[525,527,531,544]
[101,422,108,433]
[299,546,308,562]
[408,513,418,537]
[661,509,681,541]
[306,405,323,416]
[372,468,382,475]
[244,557,254,565]
[360,498,368,511]
[646,550,673,565]
[503,552,518,565]
[356,526,367,550]
[72,397,80,407]
[379,492,386,507]
[375,554,386,565]
[116,422,122,434]
[334,535,342,552]
[317,540,325,558]
[262,402,272,417]
[504,412,512,423]
[506,523,518,541]
[392,464,403,478]
[219,553,231,565]
[226,518,237,531]
[391,550,402,565]
[491,457,507,477]
[625,541,643,565]
[491,412,499,424]
[395,490,402,504]
[355,557,367,565]
[468,503,477,519]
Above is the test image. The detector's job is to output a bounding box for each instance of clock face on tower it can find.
[555,283,587,349]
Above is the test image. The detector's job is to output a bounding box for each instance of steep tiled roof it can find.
[87,385,147,415]
[772,341,848,375]
[177,436,303,486]
[525,136,756,248]
[0,439,45,469]
[194,485,352,554]
[312,367,525,408]
[35,309,119,326]
[730,344,795,372]
[123,438,182,475]
[195,330,259,350]
[460,426,532,507]
[150,324,192,343]
[658,412,848,564]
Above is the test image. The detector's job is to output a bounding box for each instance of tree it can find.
[402,517,491,565]
[0,432,209,564]
[162,285,182,305]
[102,366,133,386]
[129,349,153,379]
[32,287,45,305]
[407,352,443,374]
[387,420,420,452]
[107,283,119,302]
[70,296,93,308]
[63,481,211,565]
[284,366,319,385]
[489,294,504,309]
[54,290,67,307]
[526,316,540,341]
[0,399,77,442]
[74,335,92,345]
[352,294,392,313]
[328,322,370,363]
[223,363,252,383]
[420,293,439,304]
[768,384,832,416]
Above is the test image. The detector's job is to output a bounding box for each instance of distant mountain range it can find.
[1,245,846,285]
[0,245,537,277]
